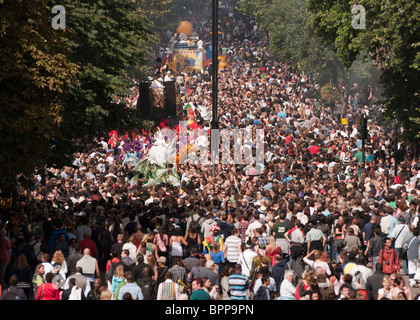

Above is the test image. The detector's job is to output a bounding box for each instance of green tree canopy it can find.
[0,0,161,196]
[306,0,420,142]
[239,0,346,85]
[45,0,158,168]
[0,0,78,197]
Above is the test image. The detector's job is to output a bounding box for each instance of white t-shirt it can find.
[378,288,391,299]
[237,249,257,277]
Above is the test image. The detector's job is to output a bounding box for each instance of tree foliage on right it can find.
[306,0,420,142]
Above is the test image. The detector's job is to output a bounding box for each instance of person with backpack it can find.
[110,264,126,294]
[186,209,204,233]
[32,263,45,298]
[138,266,158,300]
[132,253,154,282]
[390,217,410,275]
[120,249,136,271]
[364,226,385,271]
[201,213,216,239]
[378,237,400,275]
[105,249,121,283]
[1,274,27,300]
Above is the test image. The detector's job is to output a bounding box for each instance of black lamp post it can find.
[211,0,219,177]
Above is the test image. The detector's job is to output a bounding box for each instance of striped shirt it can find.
[228,273,249,300]
[168,265,187,284]
[157,280,179,300]
[224,235,242,263]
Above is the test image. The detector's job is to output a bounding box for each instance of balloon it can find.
[177,21,193,36]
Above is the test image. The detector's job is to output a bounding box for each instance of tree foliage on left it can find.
[45,0,157,167]
[0,0,78,197]
[0,0,158,197]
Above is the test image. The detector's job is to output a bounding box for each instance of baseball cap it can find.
[157,256,166,264]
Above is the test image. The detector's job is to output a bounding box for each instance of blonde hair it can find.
[313,250,322,260]
[382,275,391,284]
[115,265,125,278]
[147,255,157,269]
[100,289,112,300]
[52,250,65,264]
[213,242,220,252]
[267,236,276,249]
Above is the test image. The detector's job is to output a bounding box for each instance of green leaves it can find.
[240,0,346,85]
[0,0,78,196]
[306,0,420,142]
[0,0,161,195]
[42,0,158,165]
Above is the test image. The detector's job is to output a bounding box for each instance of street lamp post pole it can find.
[211,0,219,177]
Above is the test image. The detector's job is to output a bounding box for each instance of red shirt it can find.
[79,238,96,258]
[106,258,120,272]
[308,145,319,155]
[36,283,60,300]
[378,247,400,274]
[266,245,281,265]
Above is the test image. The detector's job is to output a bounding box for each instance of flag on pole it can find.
[204,44,212,67]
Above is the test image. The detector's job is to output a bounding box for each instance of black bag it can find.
[105,260,121,281]
[138,278,157,300]
[401,237,415,260]
[400,245,408,260]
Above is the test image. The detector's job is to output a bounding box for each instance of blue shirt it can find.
[228,273,249,300]
[118,283,144,300]
[209,251,225,265]
[363,222,373,242]
[277,112,286,119]
[253,276,276,294]
[387,216,398,237]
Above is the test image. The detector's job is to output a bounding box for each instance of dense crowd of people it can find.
[0,0,420,301]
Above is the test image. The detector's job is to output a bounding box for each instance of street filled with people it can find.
[0,0,420,301]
